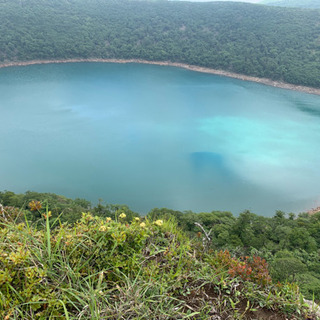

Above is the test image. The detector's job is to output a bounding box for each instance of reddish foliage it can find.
[215,250,272,287]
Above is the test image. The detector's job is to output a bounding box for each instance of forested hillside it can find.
[261,0,320,9]
[0,0,320,87]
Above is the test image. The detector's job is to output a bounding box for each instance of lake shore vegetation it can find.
[1,190,320,319]
[2,58,320,96]
[0,0,320,92]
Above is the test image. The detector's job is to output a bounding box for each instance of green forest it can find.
[0,0,320,87]
[1,190,320,319]
[2,1,320,318]
[261,0,320,9]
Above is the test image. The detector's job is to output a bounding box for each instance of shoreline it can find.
[1,58,320,96]
[307,206,320,215]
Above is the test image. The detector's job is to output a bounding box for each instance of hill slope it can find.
[0,203,318,319]
[261,0,320,9]
[0,0,320,87]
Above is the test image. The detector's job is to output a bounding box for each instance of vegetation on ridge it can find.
[261,0,320,9]
[1,190,320,319]
[0,0,320,87]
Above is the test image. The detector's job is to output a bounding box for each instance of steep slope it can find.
[0,204,318,319]
[0,0,320,87]
[261,0,320,9]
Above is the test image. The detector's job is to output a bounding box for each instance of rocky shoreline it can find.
[1,58,320,96]
[307,206,320,215]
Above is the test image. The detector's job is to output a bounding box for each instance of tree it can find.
[271,256,307,282]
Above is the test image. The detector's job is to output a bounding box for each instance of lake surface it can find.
[1,62,320,215]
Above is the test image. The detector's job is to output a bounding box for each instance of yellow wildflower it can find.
[17,223,25,231]
[42,211,52,219]
[106,217,112,222]
[29,200,42,211]
[155,220,163,226]
[119,213,126,219]
[134,217,140,221]
[99,225,107,232]
[140,222,146,228]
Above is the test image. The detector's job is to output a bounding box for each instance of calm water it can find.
[1,62,320,215]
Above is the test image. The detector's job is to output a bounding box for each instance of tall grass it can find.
[0,206,315,319]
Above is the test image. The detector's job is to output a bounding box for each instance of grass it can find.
[0,205,317,319]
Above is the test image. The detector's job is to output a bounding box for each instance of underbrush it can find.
[0,205,317,319]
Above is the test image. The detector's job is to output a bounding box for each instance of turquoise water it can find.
[1,62,320,215]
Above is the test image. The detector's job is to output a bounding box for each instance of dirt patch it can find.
[177,281,317,320]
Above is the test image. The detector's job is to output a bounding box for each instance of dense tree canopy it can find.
[0,0,319,87]
[262,0,320,9]
[147,206,320,300]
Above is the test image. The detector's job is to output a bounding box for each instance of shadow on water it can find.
[190,152,231,177]
[294,96,320,117]
[297,105,320,118]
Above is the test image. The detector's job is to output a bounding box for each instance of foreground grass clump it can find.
[0,206,316,319]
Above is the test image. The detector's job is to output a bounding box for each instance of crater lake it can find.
[1,62,320,215]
